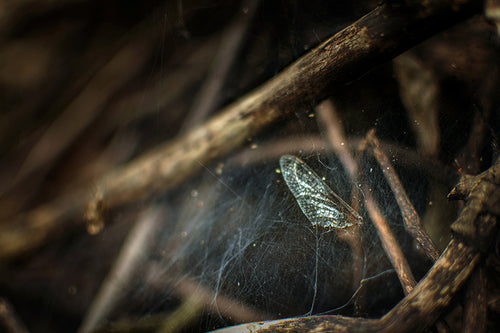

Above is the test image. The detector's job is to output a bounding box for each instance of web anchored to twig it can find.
[212,127,500,333]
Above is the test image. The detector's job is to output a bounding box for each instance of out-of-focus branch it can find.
[0,0,481,261]
[144,264,272,325]
[181,0,260,130]
[77,207,164,333]
[225,136,456,185]
[0,298,29,333]
[316,100,364,299]
[10,21,160,195]
[90,263,271,333]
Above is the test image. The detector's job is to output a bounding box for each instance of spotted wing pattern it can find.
[279,154,361,228]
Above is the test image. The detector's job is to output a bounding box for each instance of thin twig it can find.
[317,99,416,295]
[361,190,416,295]
[366,130,440,261]
[317,100,359,179]
[316,100,364,298]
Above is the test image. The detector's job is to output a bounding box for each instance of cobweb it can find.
[2,0,499,332]
[125,130,432,331]
[73,2,439,330]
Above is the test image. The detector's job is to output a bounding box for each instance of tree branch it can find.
[0,0,481,261]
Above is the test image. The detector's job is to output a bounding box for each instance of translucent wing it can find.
[279,154,361,229]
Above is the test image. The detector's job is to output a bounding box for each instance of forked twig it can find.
[366,130,440,261]
[318,100,416,295]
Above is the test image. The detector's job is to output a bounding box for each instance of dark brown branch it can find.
[0,0,481,261]
[449,157,500,252]
[463,264,487,333]
[362,189,417,295]
[367,130,440,261]
[92,0,480,212]
[181,0,260,130]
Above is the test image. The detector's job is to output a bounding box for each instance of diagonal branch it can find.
[317,100,415,296]
[0,0,481,261]
[366,130,441,261]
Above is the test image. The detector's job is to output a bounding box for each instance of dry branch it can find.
[367,130,440,261]
[317,100,414,298]
[0,0,481,261]
[318,99,416,295]
[449,158,500,251]
[463,264,487,333]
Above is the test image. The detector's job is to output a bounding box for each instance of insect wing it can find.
[279,155,360,228]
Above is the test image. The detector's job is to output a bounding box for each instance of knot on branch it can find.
[449,158,500,252]
[84,189,105,235]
